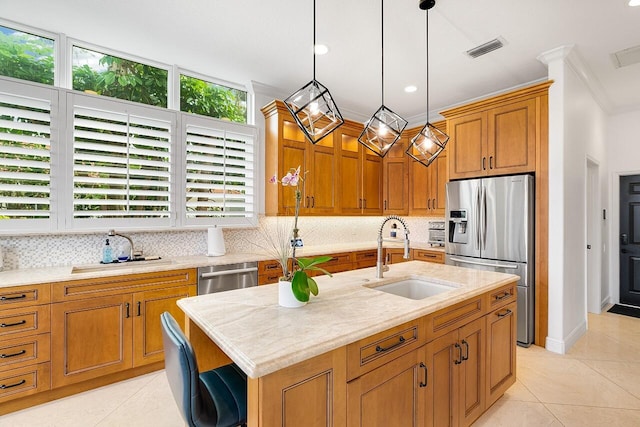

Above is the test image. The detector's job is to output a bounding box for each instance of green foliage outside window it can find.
[180,75,247,123]
[0,26,54,85]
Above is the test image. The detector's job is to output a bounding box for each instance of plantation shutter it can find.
[183,116,256,225]
[0,83,55,229]
[71,94,173,225]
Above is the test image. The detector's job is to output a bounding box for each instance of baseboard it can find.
[600,296,611,312]
[545,319,587,354]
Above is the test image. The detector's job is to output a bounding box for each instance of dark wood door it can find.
[620,174,640,306]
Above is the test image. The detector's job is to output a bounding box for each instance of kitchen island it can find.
[178,261,519,427]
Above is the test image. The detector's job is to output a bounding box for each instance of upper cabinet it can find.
[382,135,409,215]
[443,84,548,180]
[262,100,339,216]
[408,122,448,216]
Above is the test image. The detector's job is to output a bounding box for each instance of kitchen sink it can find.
[71,258,176,274]
[368,278,458,300]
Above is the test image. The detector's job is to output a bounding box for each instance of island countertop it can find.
[177,260,518,378]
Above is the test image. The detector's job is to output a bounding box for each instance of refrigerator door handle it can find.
[475,185,481,249]
[482,185,487,250]
[449,256,519,270]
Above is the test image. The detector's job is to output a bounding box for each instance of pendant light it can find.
[284,0,344,144]
[358,0,408,158]
[406,0,449,167]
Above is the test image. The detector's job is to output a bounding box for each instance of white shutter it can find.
[0,83,54,227]
[183,116,256,225]
[71,95,172,223]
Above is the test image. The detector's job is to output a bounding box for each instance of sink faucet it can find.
[107,230,135,260]
[377,215,410,279]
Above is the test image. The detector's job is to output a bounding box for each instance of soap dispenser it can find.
[102,238,113,264]
[390,223,398,238]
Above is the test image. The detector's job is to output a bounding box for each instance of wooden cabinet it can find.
[0,284,51,404]
[408,121,448,216]
[383,136,409,215]
[51,269,196,388]
[485,301,517,407]
[444,94,538,180]
[385,247,411,264]
[338,122,383,215]
[413,248,445,264]
[263,100,339,215]
[353,249,378,269]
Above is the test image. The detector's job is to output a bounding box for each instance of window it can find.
[183,115,255,226]
[0,81,55,229]
[0,25,54,85]
[70,93,173,227]
[72,46,168,108]
[180,74,247,123]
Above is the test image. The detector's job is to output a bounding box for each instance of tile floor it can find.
[2,308,639,426]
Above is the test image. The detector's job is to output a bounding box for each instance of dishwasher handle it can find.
[199,267,258,279]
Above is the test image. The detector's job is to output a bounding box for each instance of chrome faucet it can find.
[107,230,135,260]
[377,215,410,279]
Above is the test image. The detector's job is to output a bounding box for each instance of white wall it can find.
[539,46,608,353]
[607,109,640,304]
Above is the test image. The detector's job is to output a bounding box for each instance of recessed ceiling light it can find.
[314,44,329,55]
[630,0,640,6]
[404,85,418,93]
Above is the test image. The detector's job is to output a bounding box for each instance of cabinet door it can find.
[457,317,485,427]
[425,331,457,427]
[348,347,425,427]
[486,99,536,175]
[431,151,448,216]
[383,138,409,215]
[51,294,133,388]
[448,113,487,180]
[485,301,517,407]
[281,121,308,214]
[409,157,430,215]
[362,151,383,215]
[307,135,337,215]
[339,128,364,215]
[386,248,410,264]
[132,285,195,367]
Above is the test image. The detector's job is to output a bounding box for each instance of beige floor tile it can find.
[473,400,562,426]
[95,372,184,427]
[545,403,640,427]
[517,356,640,409]
[582,359,640,400]
[502,379,539,402]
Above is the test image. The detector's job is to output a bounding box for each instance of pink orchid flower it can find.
[281,166,301,187]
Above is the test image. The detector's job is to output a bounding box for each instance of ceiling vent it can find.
[466,37,506,59]
[611,45,640,68]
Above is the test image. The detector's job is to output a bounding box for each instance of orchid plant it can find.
[267,166,332,302]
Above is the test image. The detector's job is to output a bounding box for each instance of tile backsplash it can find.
[0,216,437,271]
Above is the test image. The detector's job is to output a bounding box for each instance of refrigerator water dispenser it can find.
[448,210,468,244]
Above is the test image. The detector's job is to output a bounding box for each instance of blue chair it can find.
[160,312,247,427]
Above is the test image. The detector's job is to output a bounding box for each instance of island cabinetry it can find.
[50,269,196,387]
[408,121,448,216]
[0,284,51,404]
[485,301,517,407]
[382,135,409,215]
[412,249,444,264]
[262,100,338,216]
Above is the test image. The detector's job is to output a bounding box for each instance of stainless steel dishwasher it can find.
[197,262,258,295]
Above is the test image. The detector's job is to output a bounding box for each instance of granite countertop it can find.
[177,261,518,378]
[0,241,444,288]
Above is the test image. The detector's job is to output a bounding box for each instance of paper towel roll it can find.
[207,226,226,256]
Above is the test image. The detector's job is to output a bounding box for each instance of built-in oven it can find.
[428,220,445,247]
[197,262,258,295]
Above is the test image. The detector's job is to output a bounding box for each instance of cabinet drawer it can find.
[354,250,377,262]
[258,260,282,275]
[413,249,444,264]
[487,283,517,310]
[322,252,352,266]
[52,268,197,302]
[0,362,51,403]
[0,333,50,371]
[426,296,484,339]
[0,284,51,309]
[0,305,50,339]
[347,319,425,381]
[258,272,281,285]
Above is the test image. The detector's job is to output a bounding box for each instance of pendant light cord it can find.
[381,0,385,106]
[425,9,429,123]
[313,0,316,81]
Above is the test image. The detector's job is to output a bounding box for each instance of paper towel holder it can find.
[207,225,226,257]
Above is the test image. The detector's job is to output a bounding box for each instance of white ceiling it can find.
[2,0,639,123]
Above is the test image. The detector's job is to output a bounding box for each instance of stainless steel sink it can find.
[368,278,458,300]
[71,258,176,274]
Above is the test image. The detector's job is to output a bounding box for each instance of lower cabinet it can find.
[485,301,517,407]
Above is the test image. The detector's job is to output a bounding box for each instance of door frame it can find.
[585,158,601,314]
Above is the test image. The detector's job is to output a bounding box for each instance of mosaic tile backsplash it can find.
[0,216,438,271]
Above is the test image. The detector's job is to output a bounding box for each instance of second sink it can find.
[369,278,458,300]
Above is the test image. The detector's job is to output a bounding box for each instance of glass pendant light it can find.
[406,0,449,167]
[284,0,344,144]
[358,0,408,158]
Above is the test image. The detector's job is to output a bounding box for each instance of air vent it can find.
[611,45,640,68]
[466,37,506,59]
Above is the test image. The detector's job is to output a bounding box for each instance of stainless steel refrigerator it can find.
[445,174,534,346]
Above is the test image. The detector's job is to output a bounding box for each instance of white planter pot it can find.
[278,280,306,308]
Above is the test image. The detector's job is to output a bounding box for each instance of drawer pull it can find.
[1,379,26,389]
[419,362,428,388]
[375,335,405,353]
[497,309,513,318]
[1,349,26,359]
[0,320,27,328]
[264,264,280,270]
[494,291,511,301]
[0,294,27,301]
[421,253,437,258]
[363,253,375,258]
